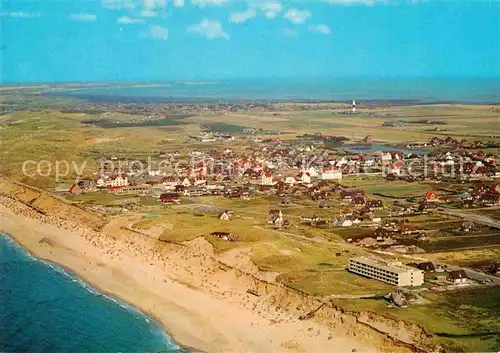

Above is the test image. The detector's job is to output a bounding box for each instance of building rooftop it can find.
[350,256,420,274]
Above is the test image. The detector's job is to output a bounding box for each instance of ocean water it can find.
[0,235,185,353]
[47,77,500,103]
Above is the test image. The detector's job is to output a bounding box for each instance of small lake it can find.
[341,144,427,155]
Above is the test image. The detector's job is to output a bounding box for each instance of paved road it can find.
[438,208,500,229]
[176,202,500,285]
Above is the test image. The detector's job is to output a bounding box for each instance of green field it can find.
[332,287,500,352]
[3,96,500,352]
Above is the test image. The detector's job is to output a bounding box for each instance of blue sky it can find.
[2,0,499,83]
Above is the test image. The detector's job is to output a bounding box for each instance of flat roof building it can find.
[349,256,424,287]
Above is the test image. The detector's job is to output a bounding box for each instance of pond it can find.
[340,144,427,155]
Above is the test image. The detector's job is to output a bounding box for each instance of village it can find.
[2,90,500,352]
[55,131,500,303]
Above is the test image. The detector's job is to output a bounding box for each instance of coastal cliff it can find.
[0,178,439,353]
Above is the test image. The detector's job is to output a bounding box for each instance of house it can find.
[296,172,311,184]
[261,172,274,186]
[416,262,436,272]
[180,177,192,187]
[340,189,364,200]
[418,202,438,212]
[371,217,382,223]
[96,177,107,188]
[447,269,468,284]
[159,193,181,204]
[319,167,342,180]
[77,179,97,193]
[460,221,476,233]
[488,263,500,275]
[218,210,232,221]
[69,184,83,194]
[460,199,474,208]
[482,193,500,206]
[400,224,421,235]
[109,174,129,188]
[210,232,237,241]
[305,166,319,177]
[366,200,384,209]
[337,219,353,227]
[312,190,329,201]
[424,191,440,202]
[300,213,319,223]
[380,152,392,162]
[374,227,392,238]
[359,205,372,216]
[184,187,206,197]
[268,209,282,224]
[267,209,286,229]
[352,196,365,206]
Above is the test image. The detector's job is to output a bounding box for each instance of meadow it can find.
[2,99,500,351]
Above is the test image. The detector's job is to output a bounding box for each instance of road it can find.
[438,208,500,229]
[174,202,500,285]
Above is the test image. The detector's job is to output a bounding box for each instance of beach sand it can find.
[0,196,404,353]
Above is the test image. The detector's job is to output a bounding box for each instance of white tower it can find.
[352,100,356,113]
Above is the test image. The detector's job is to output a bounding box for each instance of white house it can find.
[319,167,342,180]
[305,166,319,178]
[181,178,192,187]
[296,172,311,184]
[96,177,107,188]
[380,152,392,162]
[261,172,274,186]
[447,270,468,284]
[337,219,353,227]
[109,174,129,187]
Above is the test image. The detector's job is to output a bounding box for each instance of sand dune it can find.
[0,195,409,353]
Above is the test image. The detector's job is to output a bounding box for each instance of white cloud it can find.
[173,0,185,7]
[139,0,165,17]
[308,24,331,35]
[187,19,229,40]
[264,11,277,19]
[258,2,283,12]
[140,9,158,17]
[150,25,169,40]
[251,2,283,20]
[117,15,145,24]
[284,8,311,24]
[6,11,41,18]
[143,0,167,10]
[69,13,97,21]
[229,9,256,24]
[191,0,227,8]
[281,28,299,38]
[101,0,137,10]
[326,0,377,5]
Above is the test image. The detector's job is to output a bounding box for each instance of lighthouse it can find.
[352,100,356,113]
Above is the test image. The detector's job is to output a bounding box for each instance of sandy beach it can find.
[0,192,409,353]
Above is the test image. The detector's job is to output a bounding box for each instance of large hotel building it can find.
[349,257,424,287]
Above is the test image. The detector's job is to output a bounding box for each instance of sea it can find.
[0,235,186,353]
[46,77,500,104]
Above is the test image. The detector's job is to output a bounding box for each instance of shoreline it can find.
[0,231,194,352]
[0,202,225,351]
[42,90,500,105]
[0,187,413,353]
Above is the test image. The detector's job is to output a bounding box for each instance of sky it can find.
[2,0,499,83]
